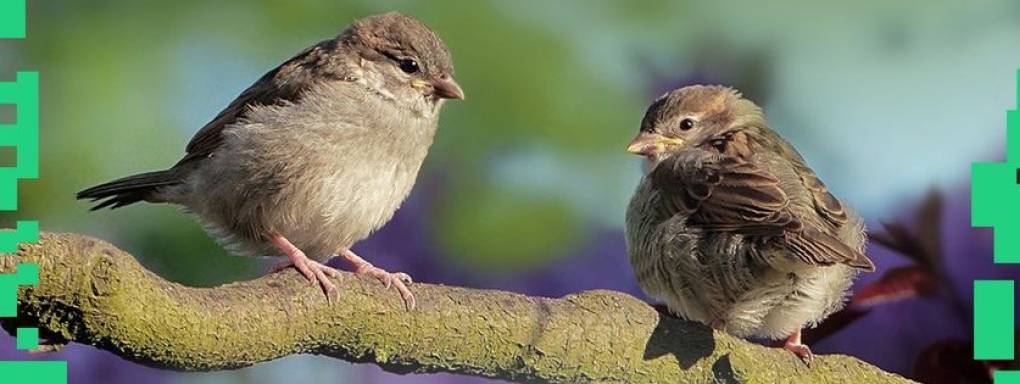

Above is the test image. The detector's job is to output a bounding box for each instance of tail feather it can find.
[76,170,180,210]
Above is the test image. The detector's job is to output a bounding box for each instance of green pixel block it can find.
[15,327,38,350]
[0,220,39,253]
[0,0,26,39]
[0,262,38,317]
[996,370,1020,384]
[0,72,40,211]
[974,280,1015,360]
[972,70,1020,264]
[0,362,67,384]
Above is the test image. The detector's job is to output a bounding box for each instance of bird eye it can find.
[398,59,420,74]
[679,118,695,131]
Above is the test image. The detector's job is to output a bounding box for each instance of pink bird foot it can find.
[783,329,813,366]
[270,234,340,299]
[337,248,416,310]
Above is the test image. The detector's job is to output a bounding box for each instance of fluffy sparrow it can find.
[624,85,874,364]
[77,12,464,310]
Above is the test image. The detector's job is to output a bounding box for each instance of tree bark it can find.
[0,232,914,383]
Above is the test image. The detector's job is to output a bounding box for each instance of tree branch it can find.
[1,232,913,383]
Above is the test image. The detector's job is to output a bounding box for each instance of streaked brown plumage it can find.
[76,12,464,310]
[624,85,874,364]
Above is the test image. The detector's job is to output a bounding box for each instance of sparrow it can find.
[76,12,464,310]
[624,85,874,364]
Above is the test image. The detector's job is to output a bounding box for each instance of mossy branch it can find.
[1,232,913,383]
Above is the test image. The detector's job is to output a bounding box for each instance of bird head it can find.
[627,85,765,169]
[342,12,465,104]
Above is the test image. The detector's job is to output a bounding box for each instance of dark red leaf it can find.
[851,266,940,308]
[915,189,944,270]
[913,339,1017,384]
[870,189,944,270]
[872,221,928,265]
[984,359,1017,375]
[913,340,988,384]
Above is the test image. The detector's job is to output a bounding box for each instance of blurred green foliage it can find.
[5,0,1018,286]
[7,0,667,283]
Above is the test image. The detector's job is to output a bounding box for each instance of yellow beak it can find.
[626,132,684,157]
[410,79,429,90]
[411,78,466,100]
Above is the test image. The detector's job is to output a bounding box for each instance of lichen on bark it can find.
[0,232,915,383]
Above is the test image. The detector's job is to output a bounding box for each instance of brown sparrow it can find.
[624,85,874,364]
[77,12,464,310]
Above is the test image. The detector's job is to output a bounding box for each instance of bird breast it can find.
[182,83,438,259]
[625,178,856,339]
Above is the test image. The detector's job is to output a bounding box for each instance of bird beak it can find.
[428,77,465,100]
[626,132,684,157]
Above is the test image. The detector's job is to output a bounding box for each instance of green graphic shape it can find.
[0,263,43,352]
[974,280,1015,360]
[0,3,63,384]
[0,71,40,211]
[972,69,1020,263]
[0,263,42,350]
[0,221,38,253]
[0,0,26,38]
[972,70,1020,382]
[15,327,37,350]
[997,371,1020,384]
[0,362,67,384]
[0,262,37,317]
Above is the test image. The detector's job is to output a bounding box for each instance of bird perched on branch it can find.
[624,85,874,364]
[77,12,464,310]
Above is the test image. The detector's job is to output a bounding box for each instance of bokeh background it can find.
[2,1,1019,383]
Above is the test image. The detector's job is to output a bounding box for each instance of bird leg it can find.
[336,248,416,310]
[783,329,813,366]
[270,234,339,299]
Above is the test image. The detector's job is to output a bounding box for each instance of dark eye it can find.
[398,59,420,74]
[679,118,695,131]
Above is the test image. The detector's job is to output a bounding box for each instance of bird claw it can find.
[27,339,66,354]
[269,238,341,300]
[337,248,416,310]
[784,344,813,366]
[783,336,813,366]
[354,263,416,310]
[270,241,416,308]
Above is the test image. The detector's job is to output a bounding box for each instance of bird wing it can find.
[783,228,874,270]
[175,40,338,166]
[650,149,871,269]
[793,164,875,270]
[650,149,794,234]
[795,163,848,226]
